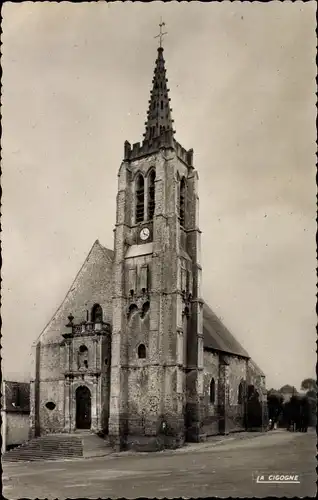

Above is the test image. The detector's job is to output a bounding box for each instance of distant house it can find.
[1,381,30,453]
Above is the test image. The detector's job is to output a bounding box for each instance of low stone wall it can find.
[6,413,30,448]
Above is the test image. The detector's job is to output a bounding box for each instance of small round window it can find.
[45,402,56,411]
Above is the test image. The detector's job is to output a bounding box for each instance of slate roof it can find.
[247,357,266,377]
[203,303,250,358]
[2,381,30,413]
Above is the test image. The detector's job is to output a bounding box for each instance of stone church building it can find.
[30,45,266,450]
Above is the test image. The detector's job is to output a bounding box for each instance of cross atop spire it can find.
[154,19,167,48]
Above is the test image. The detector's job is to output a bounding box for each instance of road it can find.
[3,430,316,498]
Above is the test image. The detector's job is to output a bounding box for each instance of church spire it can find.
[143,22,174,143]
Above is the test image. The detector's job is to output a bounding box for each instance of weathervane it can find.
[154,19,167,48]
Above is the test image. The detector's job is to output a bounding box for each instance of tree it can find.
[267,390,284,423]
[299,379,317,427]
[300,378,317,392]
[306,389,317,400]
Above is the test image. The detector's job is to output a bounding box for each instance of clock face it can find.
[140,227,150,241]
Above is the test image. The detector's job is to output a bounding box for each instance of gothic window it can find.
[238,381,244,404]
[247,384,255,400]
[161,100,163,110]
[135,174,145,223]
[128,303,138,320]
[210,378,216,404]
[78,345,88,370]
[148,169,156,220]
[179,178,186,226]
[138,344,146,359]
[140,301,150,319]
[91,304,103,323]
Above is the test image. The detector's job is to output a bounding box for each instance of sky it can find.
[2,1,316,390]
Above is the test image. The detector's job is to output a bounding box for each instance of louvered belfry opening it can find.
[136,174,145,223]
[148,169,156,220]
[143,47,174,143]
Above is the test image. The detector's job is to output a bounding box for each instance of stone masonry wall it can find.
[34,240,114,436]
[223,354,247,432]
[6,413,30,447]
[37,379,65,434]
[40,240,114,345]
[201,351,248,435]
[202,350,219,435]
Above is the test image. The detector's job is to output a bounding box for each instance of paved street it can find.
[3,430,316,498]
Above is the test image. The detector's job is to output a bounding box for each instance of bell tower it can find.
[109,31,204,450]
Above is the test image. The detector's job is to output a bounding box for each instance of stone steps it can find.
[3,433,112,462]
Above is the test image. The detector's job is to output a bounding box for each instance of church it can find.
[29,41,266,451]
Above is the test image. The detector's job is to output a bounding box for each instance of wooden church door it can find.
[75,386,92,429]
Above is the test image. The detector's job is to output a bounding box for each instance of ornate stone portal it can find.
[60,313,111,433]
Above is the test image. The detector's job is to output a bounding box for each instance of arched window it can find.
[91,304,103,323]
[248,384,255,400]
[128,303,138,320]
[78,345,88,370]
[238,381,244,404]
[138,344,146,359]
[210,378,215,404]
[140,301,150,319]
[183,306,190,317]
[179,178,186,226]
[135,174,145,223]
[148,169,156,220]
